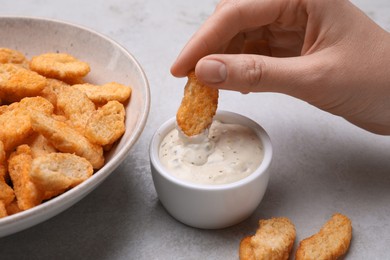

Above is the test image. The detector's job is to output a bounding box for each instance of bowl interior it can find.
[0,16,150,237]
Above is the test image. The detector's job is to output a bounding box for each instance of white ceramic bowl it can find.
[0,16,150,237]
[150,111,272,229]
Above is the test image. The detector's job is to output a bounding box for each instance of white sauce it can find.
[159,121,264,185]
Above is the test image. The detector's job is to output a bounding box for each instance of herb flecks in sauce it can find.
[159,121,264,185]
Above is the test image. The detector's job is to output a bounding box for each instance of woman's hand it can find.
[171,0,390,135]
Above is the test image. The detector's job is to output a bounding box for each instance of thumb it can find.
[195,53,329,98]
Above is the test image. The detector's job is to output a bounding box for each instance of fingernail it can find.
[198,59,227,83]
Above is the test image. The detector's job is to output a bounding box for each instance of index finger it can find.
[170,0,284,77]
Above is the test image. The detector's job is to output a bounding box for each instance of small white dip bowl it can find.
[150,111,272,229]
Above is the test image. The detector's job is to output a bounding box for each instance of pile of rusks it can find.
[0,47,131,218]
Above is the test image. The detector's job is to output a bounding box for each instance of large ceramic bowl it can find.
[150,111,272,229]
[0,16,150,237]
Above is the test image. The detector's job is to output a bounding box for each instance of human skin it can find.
[171,0,390,135]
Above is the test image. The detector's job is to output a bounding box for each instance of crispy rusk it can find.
[39,78,70,107]
[0,63,47,102]
[0,201,7,218]
[0,97,54,152]
[63,77,85,85]
[84,100,126,145]
[29,53,90,81]
[0,106,33,152]
[30,111,104,169]
[41,190,67,201]
[30,153,93,192]
[5,199,22,216]
[26,133,57,158]
[55,85,96,132]
[52,114,68,122]
[239,217,296,260]
[295,213,352,260]
[0,48,29,68]
[19,96,54,115]
[176,70,219,136]
[2,96,54,114]
[0,179,15,206]
[0,140,4,160]
[0,140,6,180]
[8,145,42,210]
[73,82,132,105]
[0,104,7,115]
[239,237,256,260]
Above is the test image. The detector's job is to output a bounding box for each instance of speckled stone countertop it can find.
[1,0,390,259]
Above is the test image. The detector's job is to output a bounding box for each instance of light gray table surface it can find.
[1,0,390,259]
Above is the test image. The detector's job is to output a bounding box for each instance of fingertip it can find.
[170,63,185,78]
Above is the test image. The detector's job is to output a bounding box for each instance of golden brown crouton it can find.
[240,217,296,260]
[176,71,218,136]
[295,213,352,260]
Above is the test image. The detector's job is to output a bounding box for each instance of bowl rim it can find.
[150,110,272,191]
[0,16,151,230]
